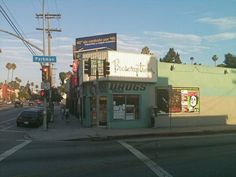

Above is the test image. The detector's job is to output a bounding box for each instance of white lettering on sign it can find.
[107,51,157,81]
[112,59,148,76]
[33,56,56,63]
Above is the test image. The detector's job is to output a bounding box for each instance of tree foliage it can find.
[141,46,151,54]
[51,87,63,102]
[212,55,218,66]
[160,48,182,64]
[18,86,31,100]
[223,53,236,68]
[190,57,194,64]
[59,72,67,85]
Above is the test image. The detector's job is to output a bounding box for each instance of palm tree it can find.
[31,82,34,92]
[212,55,218,66]
[190,57,194,65]
[5,63,12,83]
[35,84,39,92]
[11,63,16,82]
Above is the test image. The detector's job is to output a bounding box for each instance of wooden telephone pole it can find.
[36,6,61,129]
[35,13,61,87]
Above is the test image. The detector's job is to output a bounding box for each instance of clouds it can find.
[196,16,236,42]
[0,34,73,85]
[197,17,236,30]
[204,32,236,42]
[117,15,236,61]
[118,31,208,56]
[116,27,236,66]
[144,31,202,46]
[118,34,145,53]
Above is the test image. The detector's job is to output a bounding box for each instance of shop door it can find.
[90,97,97,127]
[99,96,107,126]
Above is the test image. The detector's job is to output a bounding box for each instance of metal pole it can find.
[42,0,47,130]
[169,85,172,129]
[96,58,99,127]
[47,18,53,122]
[0,29,43,53]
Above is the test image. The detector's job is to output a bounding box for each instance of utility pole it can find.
[96,57,99,127]
[36,3,61,129]
[36,13,61,87]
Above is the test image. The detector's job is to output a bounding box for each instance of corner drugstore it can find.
[76,50,236,128]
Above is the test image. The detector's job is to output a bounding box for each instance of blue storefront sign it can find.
[76,33,117,52]
[33,55,57,63]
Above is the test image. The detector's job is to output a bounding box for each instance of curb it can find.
[63,128,236,141]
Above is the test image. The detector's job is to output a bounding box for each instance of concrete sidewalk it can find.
[27,106,236,141]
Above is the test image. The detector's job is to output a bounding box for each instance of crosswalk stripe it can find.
[119,140,173,177]
[0,140,32,162]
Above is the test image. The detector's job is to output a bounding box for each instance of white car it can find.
[6,101,12,105]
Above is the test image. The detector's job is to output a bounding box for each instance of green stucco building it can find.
[78,51,236,128]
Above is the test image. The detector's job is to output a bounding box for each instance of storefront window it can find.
[113,95,139,120]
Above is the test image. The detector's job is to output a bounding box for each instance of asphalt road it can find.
[1,107,236,177]
[127,134,236,177]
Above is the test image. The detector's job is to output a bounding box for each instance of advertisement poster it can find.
[76,33,117,52]
[181,89,200,113]
[157,87,200,114]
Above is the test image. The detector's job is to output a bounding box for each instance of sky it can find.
[0,0,236,86]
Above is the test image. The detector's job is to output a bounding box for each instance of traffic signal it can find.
[40,90,45,97]
[84,58,91,76]
[41,66,50,81]
[103,60,110,77]
[40,89,49,98]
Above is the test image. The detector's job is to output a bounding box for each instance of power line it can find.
[0,5,36,55]
[0,3,37,55]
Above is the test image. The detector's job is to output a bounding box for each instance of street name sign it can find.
[33,55,57,63]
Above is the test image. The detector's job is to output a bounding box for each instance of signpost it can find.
[33,55,57,130]
[33,55,57,63]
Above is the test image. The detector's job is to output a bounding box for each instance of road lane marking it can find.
[118,140,173,177]
[0,140,32,162]
[0,118,16,124]
[1,125,15,131]
[0,129,25,133]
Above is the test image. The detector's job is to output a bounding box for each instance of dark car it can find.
[14,101,23,108]
[16,109,43,127]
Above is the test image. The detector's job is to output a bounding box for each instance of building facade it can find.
[77,52,236,128]
[155,62,236,128]
[78,51,157,128]
[73,34,236,129]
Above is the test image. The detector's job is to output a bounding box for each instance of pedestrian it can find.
[60,104,65,120]
[65,108,70,122]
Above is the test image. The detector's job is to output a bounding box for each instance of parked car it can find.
[16,109,43,127]
[14,101,23,108]
[6,101,12,105]
[28,101,34,106]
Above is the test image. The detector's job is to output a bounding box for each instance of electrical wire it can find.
[0,2,38,55]
[0,7,36,55]
[0,4,37,55]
